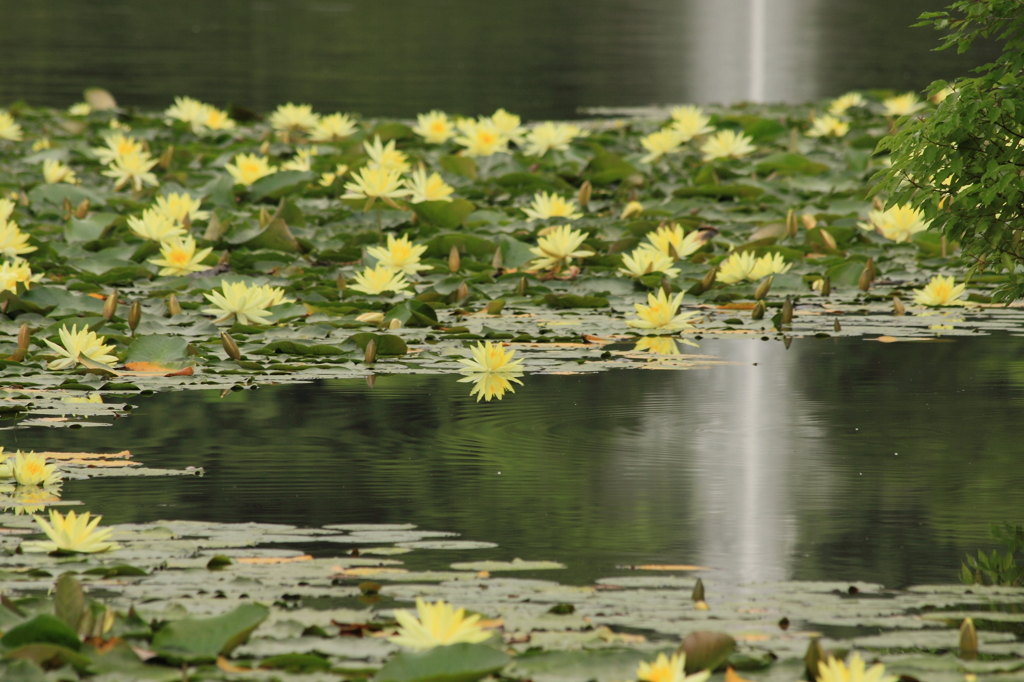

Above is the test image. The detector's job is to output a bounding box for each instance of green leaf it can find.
[28,184,106,208]
[587,145,639,185]
[755,152,829,176]
[54,574,85,633]
[65,213,118,244]
[374,643,510,682]
[254,340,344,356]
[496,235,536,269]
[508,648,652,682]
[249,171,315,200]
[260,653,332,672]
[384,300,439,328]
[2,644,93,674]
[826,260,867,287]
[150,603,269,664]
[348,333,408,355]
[241,219,302,252]
[1,614,82,651]
[439,156,477,180]
[371,122,415,141]
[544,294,609,309]
[82,565,147,578]
[413,199,476,228]
[673,185,764,199]
[123,335,190,368]
[424,233,497,260]
[678,631,736,673]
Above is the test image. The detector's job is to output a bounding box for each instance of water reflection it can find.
[458,371,523,402]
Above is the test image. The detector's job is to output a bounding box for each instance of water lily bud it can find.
[73,198,90,219]
[754,275,774,300]
[700,266,718,292]
[182,213,192,231]
[872,195,884,211]
[858,262,874,291]
[356,311,384,324]
[220,331,241,361]
[661,277,673,299]
[62,197,72,221]
[259,206,271,227]
[751,301,765,320]
[167,293,182,317]
[691,577,705,602]
[819,229,837,251]
[336,272,347,292]
[893,296,906,316]
[158,144,174,170]
[577,180,592,210]
[217,250,230,267]
[455,281,469,302]
[448,245,461,273]
[804,638,826,680]
[801,213,817,231]
[18,191,28,206]
[364,339,377,364]
[620,201,644,220]
[259,139,270,155]
[17,323,30,350]
[785,209,798,238]
[388,318,402,330]
[102,291,118,321]
[960,617,978,660]
[865,257,876,281]
[781,296,793,325]
[487,299,506,315]
[820,276,831,296]
[491,247,503,270]
[128,300,141,333]
[516,276,528,296]
[834,318,841,332]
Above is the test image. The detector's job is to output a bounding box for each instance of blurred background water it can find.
[0,0,1000,119]
[6,336,1024,587]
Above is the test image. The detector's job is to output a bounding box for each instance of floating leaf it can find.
[150,603,269,664]
[374,643,510,682]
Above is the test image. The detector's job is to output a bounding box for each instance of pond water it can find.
[7,335,1024,589]
[0,0,1001,119]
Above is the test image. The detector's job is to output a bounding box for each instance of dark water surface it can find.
[5,336,1024,587]
[0,1,1001,118]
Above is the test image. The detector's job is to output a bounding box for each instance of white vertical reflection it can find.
[684,0,820,104]
[608,340,827,584]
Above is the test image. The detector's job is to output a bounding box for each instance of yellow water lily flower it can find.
[200,106,235,132]
[92,133,144,166]
[670,105,714,141]
[365,136,411,174]
[67,102,92,117]
[858,204,930,243]
[459,371,524,402]
[319,163,349,187]
[269,102,320,138]
[27,509,120,554]
[343,166,409,202]
[828,92,865,115]
[523,191,583,221]
[750,252,792,279]
[455,118,507,157]
[816,654,898,682]
[640,128,686,164]
[406,166,454,203]
[203,280,274,325]
[12,452,61,487]
[621,201,645,219]
[103,150,160,191]
[619,247,680,279]
[366,234,431,276]
[257,284,295,307]
[646,223,704,259]
[912,275,966,307]
[637,652,710,682]
[42,159,79,185]
[0,198,14,223]
[0,111,23,142]
[413,110,455,144]
[153,192,209,224]
[310,112,358,142]
[529,224,594,272]
[350,264,411,296]
[807,114,850,138]
[281,146,319,172]
[627,289,698,331]
[700,129,757,161]
[522,121,588,156]
[32,138,51,152]
[225,153,277,187]
[458,341,524,373]
[128,208,185,241]
[149,235,214,276]
[0,259,42,294]
[0,221,38,258]
[490,108,525,143]
[44,324,117,370]
[634,336,681,355]
[883,93,927,117]
[390,598,493,649]
[165,96,208,128]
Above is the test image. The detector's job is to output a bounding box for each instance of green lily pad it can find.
[150,603,269,664]
[374,643,510,682]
